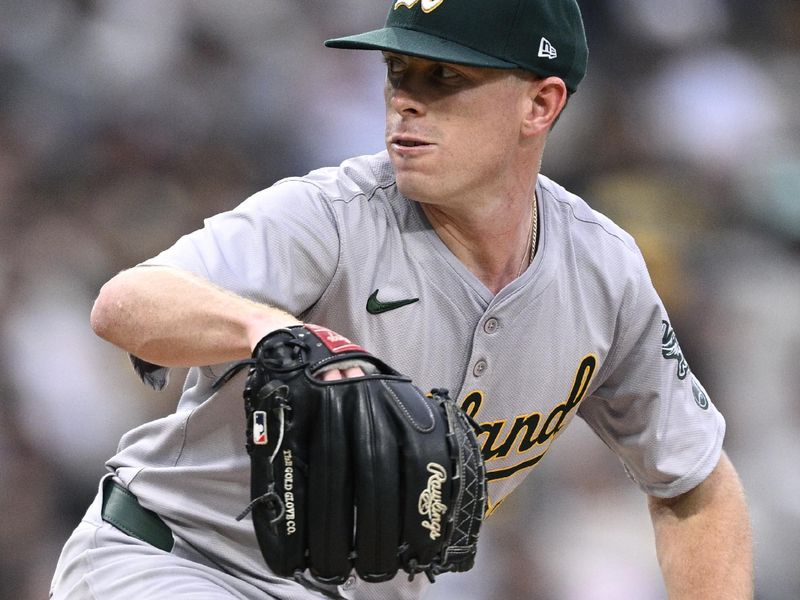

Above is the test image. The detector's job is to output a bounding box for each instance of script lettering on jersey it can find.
[462,354,597,482]
[418,463,448,539]
[394,0,446,13]
[282,449,297,535]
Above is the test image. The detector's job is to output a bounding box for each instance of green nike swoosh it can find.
[366,289,420,315]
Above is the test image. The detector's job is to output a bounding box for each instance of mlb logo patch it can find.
[253,411,268,445]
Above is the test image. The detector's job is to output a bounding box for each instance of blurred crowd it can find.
[1,1,798,599]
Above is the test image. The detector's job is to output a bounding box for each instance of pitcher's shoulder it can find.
[277,151,396,206]
[538,174,639,256]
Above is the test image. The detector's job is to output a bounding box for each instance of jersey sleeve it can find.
[139,178,340,316]
[578,252,726,498]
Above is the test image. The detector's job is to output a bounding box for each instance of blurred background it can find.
[1,1,798,598]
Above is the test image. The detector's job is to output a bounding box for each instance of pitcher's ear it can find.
[521,76,568,136]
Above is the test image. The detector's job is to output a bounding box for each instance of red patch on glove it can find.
[305,324,365,354]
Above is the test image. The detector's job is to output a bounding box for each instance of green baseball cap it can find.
[325,0,588,94]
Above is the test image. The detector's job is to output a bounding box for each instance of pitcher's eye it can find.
[437,66,459,79]
[383,55,407,76]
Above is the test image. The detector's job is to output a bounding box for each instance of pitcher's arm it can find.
[649,451,753,599]
[90,266,301,367]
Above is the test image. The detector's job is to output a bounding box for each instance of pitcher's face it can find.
[383,53,535,207]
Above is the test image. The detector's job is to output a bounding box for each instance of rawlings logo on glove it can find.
[419,463,448,540]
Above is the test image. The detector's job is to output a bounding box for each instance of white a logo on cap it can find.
[538,37,558,59]
[394,0,446,13]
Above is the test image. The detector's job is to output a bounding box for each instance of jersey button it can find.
[483,318,498,334]
[473,360,487,377]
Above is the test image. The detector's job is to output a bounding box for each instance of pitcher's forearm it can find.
[649,452,753,599]
[90,266,300,367]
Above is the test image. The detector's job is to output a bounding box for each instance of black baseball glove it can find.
[214,324,487,584]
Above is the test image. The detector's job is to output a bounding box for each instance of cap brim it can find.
[325,27,518,69]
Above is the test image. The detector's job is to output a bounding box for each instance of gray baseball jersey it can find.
[104,150,724,598]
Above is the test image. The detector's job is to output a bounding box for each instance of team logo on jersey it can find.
[394,0,446,13]
[418,463,448,539]
[462,354,597,483]
[661,320,689,380]
[253,411,268,445]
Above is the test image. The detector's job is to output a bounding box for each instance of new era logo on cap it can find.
[538,37,557,59]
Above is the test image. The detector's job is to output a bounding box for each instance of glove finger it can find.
[382,381,453,570]
[307,383,354,583]
[353,380,401,582]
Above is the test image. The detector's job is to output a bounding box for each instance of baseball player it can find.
[50,0,753,598]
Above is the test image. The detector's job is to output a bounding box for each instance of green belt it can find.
[101,478,174,552]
